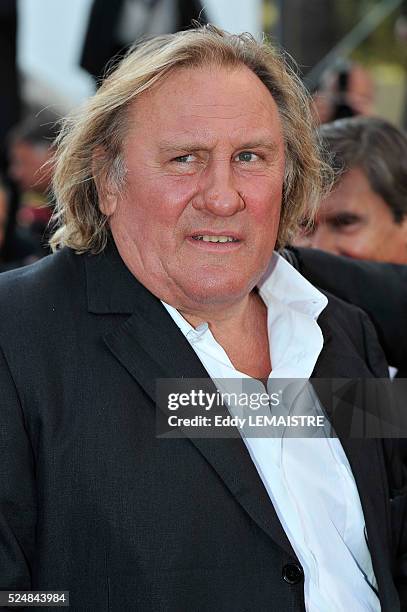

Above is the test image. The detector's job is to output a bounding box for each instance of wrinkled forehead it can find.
[124,63,284,147]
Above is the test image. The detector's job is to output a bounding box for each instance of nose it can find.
[192,159,245,217]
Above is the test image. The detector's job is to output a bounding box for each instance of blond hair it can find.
[50,24,331,253]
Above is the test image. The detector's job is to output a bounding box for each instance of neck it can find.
[180,290,271,379]
[179,291,256,334]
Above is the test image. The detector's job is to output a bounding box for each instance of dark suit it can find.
[284,247,407,374]
[81,0,207,81]
[0,243,406,611]
[0,0,20,171]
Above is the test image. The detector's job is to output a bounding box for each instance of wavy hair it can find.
[50,24,332,252]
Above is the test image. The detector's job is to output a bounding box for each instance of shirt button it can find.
[282,563,304,585]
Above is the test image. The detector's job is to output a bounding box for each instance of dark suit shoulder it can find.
[320,287,368,330]
[0,248,83,311]
[289,247,407,370]
[0,249,87,350]
[317,288,389,378]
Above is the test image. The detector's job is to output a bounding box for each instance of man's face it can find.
[105,65,285,310]
[294,167,407,263]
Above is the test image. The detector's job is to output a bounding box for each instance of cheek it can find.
[113,176,195,238]
[353,225,383,250]
[248,184,282,229]
[244,192,282,263]
[336,229,377,259]
[373,224,407,261]
[130,168,197,205]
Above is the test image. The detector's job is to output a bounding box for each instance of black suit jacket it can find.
[285,247,407,375]
[0,243,406,611]
[0,0,20,171]
[81,0,207,81]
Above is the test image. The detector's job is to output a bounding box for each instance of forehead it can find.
[321,167,386,215]
[125,64,284,145]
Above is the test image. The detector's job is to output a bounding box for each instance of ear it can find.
[92,147,119,217]
[99,190,118,217]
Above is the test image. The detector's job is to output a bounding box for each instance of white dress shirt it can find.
[162,252,380,612]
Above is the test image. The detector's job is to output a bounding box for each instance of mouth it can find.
[191,235,240,243]
[186,233,242,252]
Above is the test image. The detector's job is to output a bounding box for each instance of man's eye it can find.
[173,154,195,163]
[235,151,259,163]
[330,214,360,228]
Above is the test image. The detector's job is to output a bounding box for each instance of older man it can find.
[0,26,406,611]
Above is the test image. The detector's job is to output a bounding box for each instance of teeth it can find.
[194,235,238,243]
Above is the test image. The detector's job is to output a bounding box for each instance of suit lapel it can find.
[85,243,296,558]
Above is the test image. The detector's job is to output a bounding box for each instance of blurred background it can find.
[1,0,406,269]
[14,0,407,116]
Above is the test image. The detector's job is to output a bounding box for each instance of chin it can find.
[182,274,254,306]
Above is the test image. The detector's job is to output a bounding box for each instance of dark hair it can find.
[318,116,407,222]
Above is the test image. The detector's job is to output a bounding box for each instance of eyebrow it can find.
[237,140,279,153]
[158,139,279,153]
[325,212,365,225]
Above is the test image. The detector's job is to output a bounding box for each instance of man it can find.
[0,26,406,611]
[294,116,407,263]
[7,109,61,257]
[0,176,39,270]
[8,111,57,197]
[0,0,20,176]
[81,0,207,82]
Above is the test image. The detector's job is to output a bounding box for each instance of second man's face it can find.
[103,64,286,311]
[294,167,407,264]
